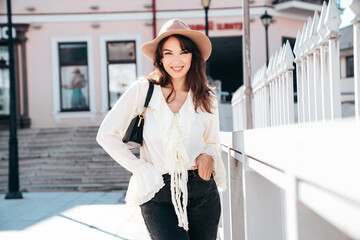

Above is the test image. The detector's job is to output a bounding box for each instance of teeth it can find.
[172,67,183,71]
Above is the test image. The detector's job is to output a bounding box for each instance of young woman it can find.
[97,19,226,240]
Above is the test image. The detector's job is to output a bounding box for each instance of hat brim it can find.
[141,29,212,62]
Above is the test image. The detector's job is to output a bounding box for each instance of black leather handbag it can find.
[122,81,154,147]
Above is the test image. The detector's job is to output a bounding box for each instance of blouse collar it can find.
[149,84,195,133]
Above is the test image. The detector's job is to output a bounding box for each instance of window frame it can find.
[99,34,142,116]
[51,36,96,123]
[58,41,90,112]
[106,40,137,110]
[346,55,354,78]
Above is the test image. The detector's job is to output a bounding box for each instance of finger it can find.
[204,174,210,181]
[199,170,211,181]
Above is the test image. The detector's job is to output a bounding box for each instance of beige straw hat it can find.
[141,19,212,62]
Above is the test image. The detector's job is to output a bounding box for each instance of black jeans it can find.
[140,170,221,240]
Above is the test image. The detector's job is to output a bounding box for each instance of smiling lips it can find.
[171,66,184,73]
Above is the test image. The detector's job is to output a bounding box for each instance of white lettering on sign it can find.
[188,21,243,31]
[0,26,17,39]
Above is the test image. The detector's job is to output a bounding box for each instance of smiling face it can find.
[161,36,193,82]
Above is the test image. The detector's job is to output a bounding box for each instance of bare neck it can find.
[167,78,188,92]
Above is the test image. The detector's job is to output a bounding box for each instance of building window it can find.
[0,45,9,115]
[346,56,354,77]
[106,41,137,109]
[58,42,89,111]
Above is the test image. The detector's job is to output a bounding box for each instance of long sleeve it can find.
[96,80,146,172]
[96,79,164,205]
[201,95,227,191]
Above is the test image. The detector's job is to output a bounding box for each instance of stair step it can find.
[0,149,108,160]
[0,137,97,146]
[0,156,113,167]
[0,167,129,178]
[0,175,131,186]
[0,182,128,194]
[22,182,128,192]
[0,126,136,192]
[0,175,130,187]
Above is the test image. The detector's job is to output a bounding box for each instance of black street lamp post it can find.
[5,0,22,199]
[201,0,211,78]
[201,0,210,37]
[260,10,273,66]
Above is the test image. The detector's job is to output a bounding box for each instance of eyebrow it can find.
[163,49,188,52]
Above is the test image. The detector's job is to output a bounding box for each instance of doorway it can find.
[208,36,243,102]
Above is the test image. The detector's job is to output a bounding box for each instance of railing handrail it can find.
[219,117,360,240]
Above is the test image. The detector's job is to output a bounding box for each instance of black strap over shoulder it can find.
[144,82,154,108]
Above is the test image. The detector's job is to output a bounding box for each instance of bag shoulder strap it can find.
[143,81,154,109]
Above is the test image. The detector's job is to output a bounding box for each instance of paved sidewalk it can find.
[0,191,150,240]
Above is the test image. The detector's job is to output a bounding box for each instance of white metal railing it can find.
[223,0,360,239]
[252,40,295,128]
[232,0,360,129]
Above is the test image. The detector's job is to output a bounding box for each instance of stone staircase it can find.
[0,126,134,193]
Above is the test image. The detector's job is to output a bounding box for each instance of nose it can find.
[170,54,184,62]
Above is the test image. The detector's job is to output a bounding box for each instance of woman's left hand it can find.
[191,153,214,181]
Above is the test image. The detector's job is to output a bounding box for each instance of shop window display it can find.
[58,42,89,111]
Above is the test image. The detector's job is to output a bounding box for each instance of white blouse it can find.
[96,78,227,229]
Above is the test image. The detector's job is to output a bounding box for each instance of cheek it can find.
[187,57,192,63]
[186,56,192,67]
[162,57,170,66]
[186,55,193,65]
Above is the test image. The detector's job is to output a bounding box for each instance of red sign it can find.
[188,21,243,31]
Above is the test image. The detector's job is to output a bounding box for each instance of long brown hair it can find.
[147,34,215,113]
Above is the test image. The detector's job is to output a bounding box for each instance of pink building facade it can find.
[0,0,322,128]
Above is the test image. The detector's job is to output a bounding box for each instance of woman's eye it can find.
[164,52,172,55]
[181,51,188,54]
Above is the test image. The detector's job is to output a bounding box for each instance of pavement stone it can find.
[0,191,150,240]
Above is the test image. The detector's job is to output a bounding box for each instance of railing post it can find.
[280,46,287,125]
[254,90,258,128]
[242,155,249,240]
[350,0,360,119]
[268,57,275,126]
[300,22,310,122]
[274,51,281,126]
[221,146,233,240]
[271,53,278,126]
[284,41,295,124]
[294,30,303,124]
[277,48,284,125]
[271,81,275,126]
[305,17,316,122]
[310,11,323,122]
[265,80,271,127]
[261,66,269,127]
[324,0,342,120]
[317,2,331,121]
[284,175,299,240]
